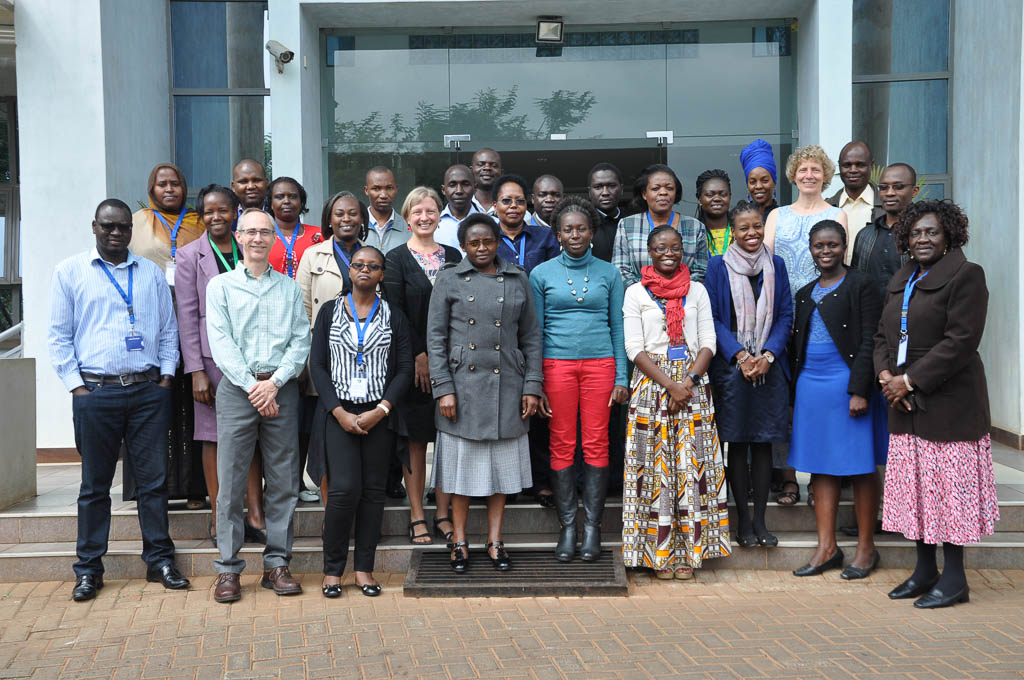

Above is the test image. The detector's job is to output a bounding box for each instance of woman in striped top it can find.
[306,246,413,598]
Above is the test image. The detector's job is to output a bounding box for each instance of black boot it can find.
[579,463,609,561]
[552,467,577,562]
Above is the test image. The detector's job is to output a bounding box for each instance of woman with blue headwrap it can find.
[740,139,779,220]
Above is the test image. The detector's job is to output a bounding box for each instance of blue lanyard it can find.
[333,239,360,270]
[646,211,676,231]
[502,233,526,266]
[98,261,135,326]
[274,220,301,277]
[153,209,187,259]
[347,293,380,367]
[900,267,929,337]
[644,287,685,313]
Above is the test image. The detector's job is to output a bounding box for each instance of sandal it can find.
[674,567,694,580]
[433,516,454,547]
[655,568,674,580]
[776,481,800,506]
[408,520,432,545]
[186,498,207,511]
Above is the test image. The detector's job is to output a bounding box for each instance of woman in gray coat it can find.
[426,213,545,573]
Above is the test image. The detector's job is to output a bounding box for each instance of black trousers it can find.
[323,402,395,575]
[72,380,175,576]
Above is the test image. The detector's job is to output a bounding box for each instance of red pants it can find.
[543,358,615,471]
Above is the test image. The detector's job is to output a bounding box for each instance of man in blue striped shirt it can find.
[206,208,310,603]
[48,198,188,601]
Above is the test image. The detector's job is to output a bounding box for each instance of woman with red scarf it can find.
[621,226,730,580]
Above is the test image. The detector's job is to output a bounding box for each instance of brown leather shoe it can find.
[213,573,241,603]
[260,566,302,595]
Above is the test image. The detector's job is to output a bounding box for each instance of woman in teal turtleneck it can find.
[529,197,629,562]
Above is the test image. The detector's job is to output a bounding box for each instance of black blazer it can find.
[790,268,882,398]
[306,297,414,484]
[382,244,462,357]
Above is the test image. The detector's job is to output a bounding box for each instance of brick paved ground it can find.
[2,569,1024,679]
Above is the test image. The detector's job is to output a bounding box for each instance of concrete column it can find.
[796,0,853,198]
[952,0,1024,446]
[16,0,170,447]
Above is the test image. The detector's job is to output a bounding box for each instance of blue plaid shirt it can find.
[612,212,709,286]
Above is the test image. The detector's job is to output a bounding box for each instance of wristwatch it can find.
[271,376,284,389]
[687,372,700,385]
[763,352,775,364]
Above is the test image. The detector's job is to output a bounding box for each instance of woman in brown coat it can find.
[874,199,998,609]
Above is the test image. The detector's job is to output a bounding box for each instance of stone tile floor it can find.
[1,569,1024,679]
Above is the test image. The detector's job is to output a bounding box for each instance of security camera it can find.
[266,40,294,72]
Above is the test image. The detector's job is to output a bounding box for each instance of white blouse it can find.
[622,281,716,362]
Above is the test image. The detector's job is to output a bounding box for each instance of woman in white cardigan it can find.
[620,226,730,580]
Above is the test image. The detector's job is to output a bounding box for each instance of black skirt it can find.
[709,353,790,443]
[401,383,437,443]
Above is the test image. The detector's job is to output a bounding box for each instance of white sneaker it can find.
[298,489,320,503]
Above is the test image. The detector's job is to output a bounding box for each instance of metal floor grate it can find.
[403,549,628,597]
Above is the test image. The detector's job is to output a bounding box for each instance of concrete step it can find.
[7,498,1021,543]
[2,531,1024,582]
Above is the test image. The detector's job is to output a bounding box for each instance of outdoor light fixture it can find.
[536,17,564,44]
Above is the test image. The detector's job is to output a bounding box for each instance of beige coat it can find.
[296,237,351,396]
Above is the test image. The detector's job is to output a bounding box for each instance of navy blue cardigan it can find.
[703,254,794,380]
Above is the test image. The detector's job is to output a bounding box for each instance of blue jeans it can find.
[71,380,175,576]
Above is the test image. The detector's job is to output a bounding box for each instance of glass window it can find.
[853,79,947,175]
[0,102,11,183]
[853,0,949,75]
[174,96,269,192]
[171,1,266,89]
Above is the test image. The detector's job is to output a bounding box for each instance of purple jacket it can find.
[175,234,221,373]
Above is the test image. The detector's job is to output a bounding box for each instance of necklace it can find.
[562,259,591,303]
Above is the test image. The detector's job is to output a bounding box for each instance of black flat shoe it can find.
[487,541,511,571]
[146,563,190,590]
[840,551,880,580]
[244,522,267,545]
[72,574,103,602]
[385,479,406,499]
[734,534,758,548]
[756,531,778,548]
[914,584,969,609]
[792,549,844,577]
[356,582,382,597]
[537,493,556,509]
[888,573,940,600]
[321,583,342,598]
[450,541,469,574]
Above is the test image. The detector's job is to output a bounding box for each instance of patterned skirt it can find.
[622,353,731,569]
[882,433,999,545]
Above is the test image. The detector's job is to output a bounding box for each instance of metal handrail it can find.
[0,321,22,358]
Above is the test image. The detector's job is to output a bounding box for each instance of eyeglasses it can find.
[498,198,527,207]
[240,228,274,238]
[96,222,132,233]
[650,245,683,254]
[877,183,909,192]
[465,238,497,248]
[350,262,383,272]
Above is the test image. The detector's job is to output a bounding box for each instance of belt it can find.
[253,372,274,381]
[80,367,160,386]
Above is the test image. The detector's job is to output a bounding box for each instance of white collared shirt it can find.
[838,184,875,265]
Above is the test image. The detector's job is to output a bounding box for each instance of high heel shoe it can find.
[840,551,880,580]
[487,541,511,571]
[792,548,844,576]
[888,573,940,599]
[914,584,969,609]
[450,541,469,574]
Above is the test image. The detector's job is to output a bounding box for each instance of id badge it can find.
[164,260,176,287]
[666,344,689,361]
[897,335,908,366]
[349,376,369,399]
[125,333,145,352]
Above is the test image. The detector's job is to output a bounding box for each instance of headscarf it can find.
[740,139,778,184]
[722,241,775,356]
[143,162,203,248]
[640,264,690,346]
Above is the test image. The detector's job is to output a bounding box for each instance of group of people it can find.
[49,138,997,610]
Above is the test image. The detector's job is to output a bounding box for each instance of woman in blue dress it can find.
[788,220,887,579]
[764,144,849,508]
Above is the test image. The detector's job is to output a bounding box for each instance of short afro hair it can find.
[893,199,970,252]
[548,196,601,235]
[457,213,500,246]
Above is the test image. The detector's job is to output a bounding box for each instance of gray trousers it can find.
[214,379,300,574]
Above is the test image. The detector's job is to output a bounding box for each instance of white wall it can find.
[796,0,853,198]
[17,0,171,447]
[952,0,1024,438]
